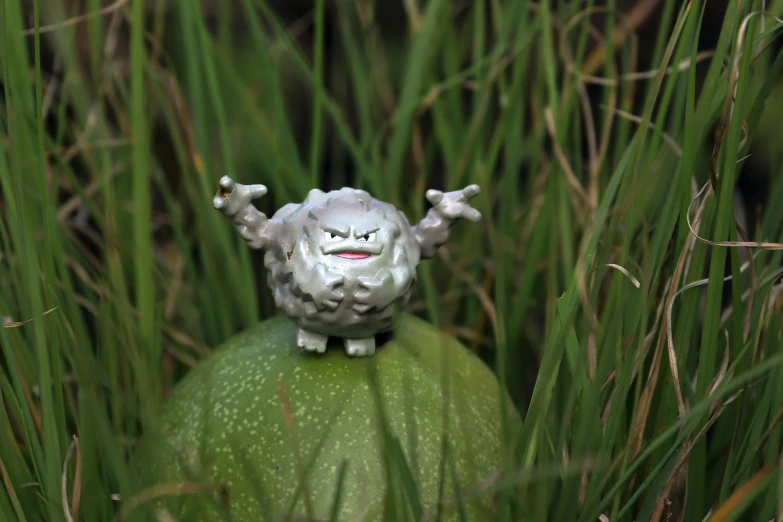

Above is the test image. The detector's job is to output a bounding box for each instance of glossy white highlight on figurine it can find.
[213,176,481,357]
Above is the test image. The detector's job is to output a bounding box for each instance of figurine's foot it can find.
[344,338,376,357]
[296,328,328,353]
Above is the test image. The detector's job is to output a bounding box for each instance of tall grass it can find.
[1,0,783,520]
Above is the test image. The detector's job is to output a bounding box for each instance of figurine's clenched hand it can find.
[213,175,268,217]
[412,184,483,259]
[213,175,271,250]
[426,184,482,222]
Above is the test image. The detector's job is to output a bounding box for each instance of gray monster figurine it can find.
[213,176,481,357]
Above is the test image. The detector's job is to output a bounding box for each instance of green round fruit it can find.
[136,314,520,521]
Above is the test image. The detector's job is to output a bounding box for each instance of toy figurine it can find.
[213,176,481,356]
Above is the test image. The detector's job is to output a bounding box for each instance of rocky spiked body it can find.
[266,188,418,342]
[213,177,482,356]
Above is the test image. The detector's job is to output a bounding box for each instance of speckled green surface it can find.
[136,314,519,521]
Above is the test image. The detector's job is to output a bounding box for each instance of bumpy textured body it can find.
[265,188,419,339]
[213,177,481,356]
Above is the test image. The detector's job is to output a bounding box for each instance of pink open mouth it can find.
[335,252,371,260]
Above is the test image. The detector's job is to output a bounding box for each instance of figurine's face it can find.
[305,206,400,269]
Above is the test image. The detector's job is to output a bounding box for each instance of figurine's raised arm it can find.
[411,184,482,259]
[213,175,272,250]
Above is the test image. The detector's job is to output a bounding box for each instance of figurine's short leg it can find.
[344,338,376,357]
[296,328,328,353]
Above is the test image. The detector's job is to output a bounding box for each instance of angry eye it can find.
[324,231,344,243]
[356,232,377,242]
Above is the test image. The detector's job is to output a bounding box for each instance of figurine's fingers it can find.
[461,184,481,199]
[219,176,235,191]
[352,303,371,314]
[463,207,482,222]
[249,184,267,199]
[426,189,444,205]
[213,195,227,209]
[323,271,344,288]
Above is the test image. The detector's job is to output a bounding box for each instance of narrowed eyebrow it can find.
[321,224,350,237]
[355,226,380,237]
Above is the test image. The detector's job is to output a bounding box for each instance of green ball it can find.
[136,314,519,521]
